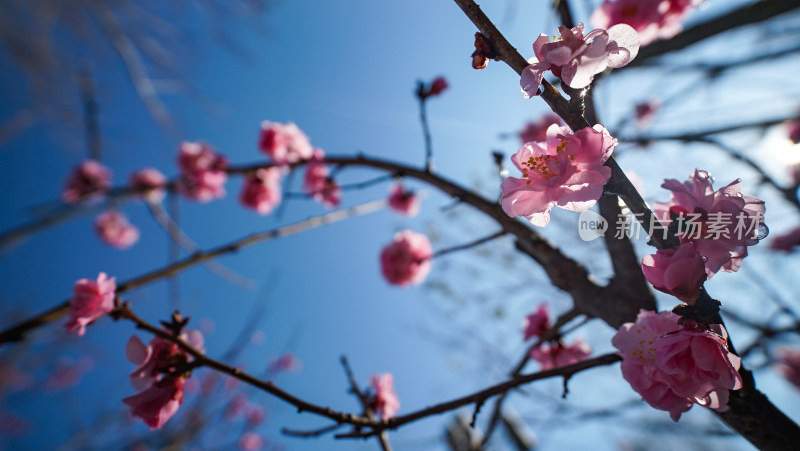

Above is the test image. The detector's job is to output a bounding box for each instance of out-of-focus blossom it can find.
[62,160,112,203]
[522,303,551,341]
[268,352,302,374]
[129,168,167,202]
[788,119,800,144]
[591,0,701,47]
[225,394,248,421]
[501,124,616,227]
[65,272,116,336]
[370,373,400,420]
[530,338,592,370]
[246,405,267,427]
[259,121,313,166]
[519,113,564,144]
[775,348,800,390]
[653,169,766,277]
[303,150,341,208]
[634,99,660,129]
[240,168,282,215]
[380,230,433,286]
[95,210,140,249]
[641,243,706,301]
[238,432,265,451]
[45,356,93,390]
[418,76,449,99]
[387,184,420,217]
[769,226,800,252]
[520,22,639,97]
[123,377,185,430]
[177,141,228,202]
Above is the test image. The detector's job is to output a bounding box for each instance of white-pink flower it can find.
[62,160,112,203]
[591,0,701,47]
[501,124,616,227]
[240,168,282,215]
[641,242,706,302]
[95,210,140,249]
[520,22,639,97]
[530,338,591,370]
[176,141,228,202]
[129,168,168,202]
[64,272,116,336]
[370,373,400,420]
[387,184,420,217]
[258,121,313,166]
[380,230,433,286]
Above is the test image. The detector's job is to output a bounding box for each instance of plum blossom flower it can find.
[238,432,264,451]
[418,76,449,99]
[774,348,800,390]
[258,121,313,166]
[176,141,228,202]
[653,169,766,277]
[129,168,167,202]
[591,0,701,47]
[370,373,400,420]
[62,160,112,203]
[519,113,565,144]
[380,230,433,286]
[303,150,341,208]
[520,22,639,97]
[522,303,551,341]
[240,168,282,215]
[641,243,706,302]
[95,210,140,249]
[387,184,420,217]
[530,338,591,370]
[268,352,302,375]
[613,310,742,421]
[124,330,202,429]
[501,124,617,227]
[64,272,116,336]
[769,226,800,252]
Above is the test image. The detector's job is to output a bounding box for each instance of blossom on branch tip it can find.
[591,0,701,47]
[418,76,448,99]
[641,243,706,302]
[501,124,616,227]
[129,168,167,202]
[613,310,742,421]
[176,141,228,202]
[62,160,112,204]
[258,120,313,166]
[519,113,565,144]
[64,272,116,336]
[653,169,766,277]
[530,338,591,371]
[380,230,432,286]
[95,210,139,249]
[370,373,400,420]
[387,184,420,217]
[520,22,639,97]
[240,168,282,215]
[522,303,551,341]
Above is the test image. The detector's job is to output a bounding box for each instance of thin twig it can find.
[432,230,507,258]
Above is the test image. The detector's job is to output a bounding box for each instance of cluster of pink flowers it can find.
[258,121,313,166]
[641,242,706,302]
[177,141,229,202]
[380,230,433,286]
[501,124,617,227]
[302,149,341,208]
[370,373,400,420]
[240,167,283,215]
[123,330,203,429]
[519,113,564,144]
[520,22,639,97]
[387,184,420,217]
[591,0,702,47]
[64,272,117,336]
[653,169,766,277]
[520,303,591,370]
[94,210,140,249]
[613,310,742,421]
[62,160,112,203]
[522,303,551,341]
[129,168,168,202]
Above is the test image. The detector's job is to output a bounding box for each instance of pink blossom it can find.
[641,243,706,302]
[129,168,167,202]
[64,272,116,336]
[370,373,400,420]
[303,152,341,208]
[380,230,433,286]
[240,168,282,215]
[634,99,660,129]
[613,310,742,421]
[653,169,766,278]
[238,432,264,451]
[123,377,185,430]
[519,113,564,144]
[268,352,302,374]
[246,406,267,426]
[522,303,551,341]
[420,76,449,99]
[591,0,700,47]
[225,394,248,421]
[769,226,800,252]
[95,210,140,249]
[501,124,616,227]
[387,184,420,217]
[176,141,228,202]
[788,119,800,144]
[520,22,639,97]
[62,160,112,203]
[774,348,800,390]
[258,121,313,165]
[530,338,591,370]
